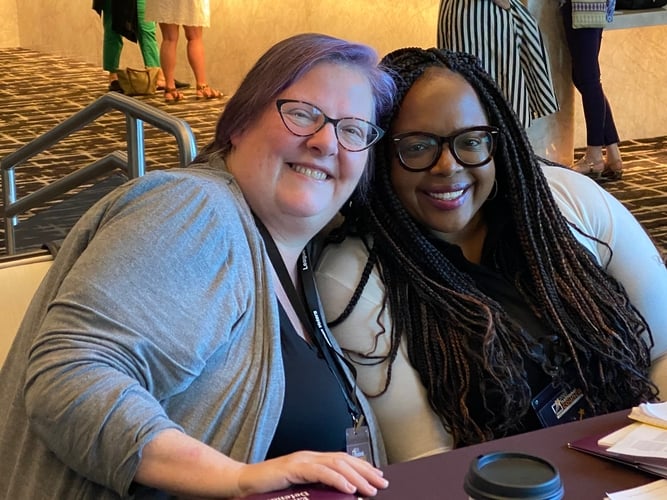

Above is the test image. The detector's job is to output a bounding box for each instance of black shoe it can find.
[108,80,124,93]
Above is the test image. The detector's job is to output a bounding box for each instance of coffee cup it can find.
[464,451,564,499]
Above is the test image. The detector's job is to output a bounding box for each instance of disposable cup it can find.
[463,451,564,499]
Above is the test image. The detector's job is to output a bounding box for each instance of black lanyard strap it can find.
[254,217,363,425]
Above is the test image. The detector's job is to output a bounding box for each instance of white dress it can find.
[145,0,211,27]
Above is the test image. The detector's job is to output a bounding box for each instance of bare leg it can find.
[583,146,604,163]
[572,145,604,177]
[605,143,622,164]
[603,143,624,179]
[184,25,222,99]
[158,23,184,101]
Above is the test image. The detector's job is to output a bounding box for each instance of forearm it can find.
[136,429,389,499]
[135,429,245,498]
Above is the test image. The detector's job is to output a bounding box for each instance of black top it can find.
[265,304,352,458]
[432,213,567,433]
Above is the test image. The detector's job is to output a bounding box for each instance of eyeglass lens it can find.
[277,100,383,152]
[395,128,497,171]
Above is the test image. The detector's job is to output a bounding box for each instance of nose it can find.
[307,122,339,156]
[429,143,462,176]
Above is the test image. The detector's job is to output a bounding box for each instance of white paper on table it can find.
[639,402,667,422]
[599,423,642,447]
[607,424,667,459]
[605,479,667,499]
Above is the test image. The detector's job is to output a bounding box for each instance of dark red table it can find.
[377,410,654,499]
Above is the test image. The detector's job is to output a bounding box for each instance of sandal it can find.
[601,160,624,181]
[571,156,605,179]
[196,84,223,100]
[164,88,184,104]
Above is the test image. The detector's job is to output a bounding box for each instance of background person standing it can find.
[437,0,559,129]
[93,0,166,92]
[560,0,624,180]
[145,0,223,103]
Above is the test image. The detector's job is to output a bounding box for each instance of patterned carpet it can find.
[1,47,666,256]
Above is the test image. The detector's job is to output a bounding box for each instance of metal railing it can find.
[1,92,198,254]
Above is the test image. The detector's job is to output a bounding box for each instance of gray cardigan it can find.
[0,157,385,499]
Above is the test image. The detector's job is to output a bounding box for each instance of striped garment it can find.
[437,0,559,128]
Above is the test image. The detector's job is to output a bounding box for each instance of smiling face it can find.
[389,67,496,251]
[227,62,375,242]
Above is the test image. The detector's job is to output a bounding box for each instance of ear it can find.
[230,131,243,147]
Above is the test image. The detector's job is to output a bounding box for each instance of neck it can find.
[260,223,311,284]
[432,213,488,264]
[273,241,302,284]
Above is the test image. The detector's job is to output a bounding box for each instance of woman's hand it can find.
[491,0,511,9]
[235,451,389,498]
[136,430,387,499]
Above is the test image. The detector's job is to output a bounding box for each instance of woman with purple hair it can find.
[0,33,395,499]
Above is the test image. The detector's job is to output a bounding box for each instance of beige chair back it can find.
[0,254,53,367]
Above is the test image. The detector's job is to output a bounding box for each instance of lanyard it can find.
[254,218,364,427]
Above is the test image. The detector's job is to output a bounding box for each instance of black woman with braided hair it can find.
[314,47,667,464]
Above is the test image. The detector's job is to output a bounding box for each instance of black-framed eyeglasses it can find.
[276,99,385,152]
[392,126,499,172]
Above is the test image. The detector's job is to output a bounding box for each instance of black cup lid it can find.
[463,452,564,499]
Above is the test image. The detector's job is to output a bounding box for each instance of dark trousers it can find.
[560,0,619,147]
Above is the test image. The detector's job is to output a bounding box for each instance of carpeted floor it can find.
[1,47,666,256]
[0,47,224,254]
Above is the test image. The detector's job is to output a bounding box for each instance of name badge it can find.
[531,382,589,428]
[346,425,372,462]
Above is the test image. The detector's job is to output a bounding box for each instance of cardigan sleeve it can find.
[23,169,254,495]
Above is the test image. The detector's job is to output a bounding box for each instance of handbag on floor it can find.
[116,67,160,96]
[616,0,667,8]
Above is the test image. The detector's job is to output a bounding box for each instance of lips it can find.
[427,189,465,201]
[289,163,329,180]
[425,183,469,202]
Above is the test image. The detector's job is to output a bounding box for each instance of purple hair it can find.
[196,33,396,169]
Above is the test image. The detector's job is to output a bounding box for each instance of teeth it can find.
[429,190,464,201]
[292,164,328,180]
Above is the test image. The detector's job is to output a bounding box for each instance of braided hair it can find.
[331,47,657,447]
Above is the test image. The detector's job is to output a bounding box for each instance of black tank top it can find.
[265,304,352,458]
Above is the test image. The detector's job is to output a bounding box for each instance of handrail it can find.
[1,92,198,254]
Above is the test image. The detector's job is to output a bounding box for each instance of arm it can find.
[595,192,667,395]
[23,171,387,497]
[544,166,667,392]
[23,172,243,493]
[136,429,386,498]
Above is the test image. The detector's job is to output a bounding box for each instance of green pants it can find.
[102,0,160,73]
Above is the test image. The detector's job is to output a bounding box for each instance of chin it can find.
[286,202,332,221]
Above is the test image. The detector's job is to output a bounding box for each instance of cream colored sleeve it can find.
[315,237,453,463]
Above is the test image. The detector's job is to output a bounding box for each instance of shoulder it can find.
[99,160,247,224]
[318,236,370,273]
[540,161,609,205]
[317,236,372,296]
[539,162,638,263]
[540,162,619,231]
[121,161,239,203]
[316,236,387,317]
[71,161,257,265]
